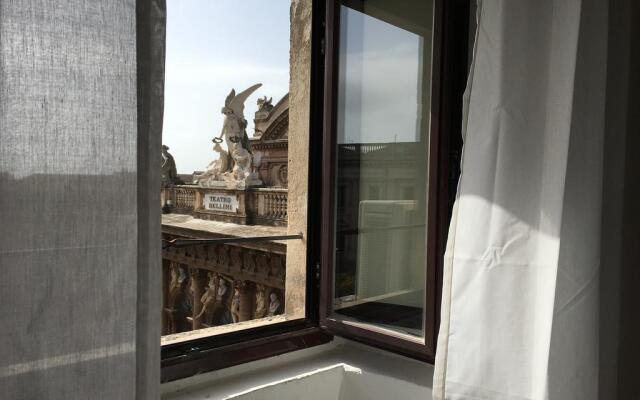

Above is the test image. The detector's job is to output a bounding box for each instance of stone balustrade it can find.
[161,185,288,226]
[255,189,288,220]
[174,186,197,210]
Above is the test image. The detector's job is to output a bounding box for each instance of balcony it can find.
[161,185,288,227]
[160,184,291,343]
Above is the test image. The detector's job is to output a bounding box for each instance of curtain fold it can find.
[0,1,165,398]
[136,0,166,398]
[434,1,608,399]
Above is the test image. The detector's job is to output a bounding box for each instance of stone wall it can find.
[285,0,313,319]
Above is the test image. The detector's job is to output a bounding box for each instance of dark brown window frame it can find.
[159,0,469,382]
[319,0,470,362]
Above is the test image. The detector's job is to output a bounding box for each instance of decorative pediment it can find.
[252,93,289,144]
[262,110,288,141]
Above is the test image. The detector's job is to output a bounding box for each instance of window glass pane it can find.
[333,1,434,339]
[160,0,310,344]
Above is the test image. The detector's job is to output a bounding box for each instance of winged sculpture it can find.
[196,83,263,189]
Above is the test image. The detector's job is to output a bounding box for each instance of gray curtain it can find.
[0,0,165,398]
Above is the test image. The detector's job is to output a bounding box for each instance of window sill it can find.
[161,315,291,346]
[161,337,434,399]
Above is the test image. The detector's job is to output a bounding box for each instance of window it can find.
[159,0,468,380]
[159,0,330,382]
[320,0,469,360]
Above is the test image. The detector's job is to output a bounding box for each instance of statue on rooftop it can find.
[257,96,273,113]
[161,145,181,186]
[199,84,263,189]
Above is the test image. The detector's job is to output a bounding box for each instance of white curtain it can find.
[434,0,608,399]
[0,1,165,398]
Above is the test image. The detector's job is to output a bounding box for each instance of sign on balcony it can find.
[203,193,239,213]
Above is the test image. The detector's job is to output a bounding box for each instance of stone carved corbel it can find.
[214,278,233,325]
[207,245,219,264]
[195,272,219,326]
[255,254,270,278]
[218,246,230,271]
[189,268,208,329]
[269,256,285,280]
[230,247,243,273]
[230,281,242,323]
[243,251,256,274]
[229,280,256,323]
[166,263,191,333]
[254,284,267,319]
[267,290,283,317]
[194,245,207,263]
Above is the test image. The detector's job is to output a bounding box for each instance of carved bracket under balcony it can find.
[162,243,285,290]
[162,260,285,335]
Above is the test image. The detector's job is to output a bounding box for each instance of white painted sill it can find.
[161,338,435,400]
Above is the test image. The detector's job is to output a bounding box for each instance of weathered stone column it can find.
[253,284,267,319]
[238,281,256,322]
[194,189,203,211]
[165,262,182,334]
[189,268,207,330]
[286,0,313,320]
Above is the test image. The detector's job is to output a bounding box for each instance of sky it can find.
[163,1,430,174]
[163,0,290,174]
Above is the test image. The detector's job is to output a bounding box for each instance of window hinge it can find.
[320,37,326,56]
[314,262,321,281]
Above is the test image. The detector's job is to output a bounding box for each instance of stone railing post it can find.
[194,188,203,211]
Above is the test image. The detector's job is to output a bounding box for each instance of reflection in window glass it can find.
[333,1,433,339]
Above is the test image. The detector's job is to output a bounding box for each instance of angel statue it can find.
[217,83,263,188]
